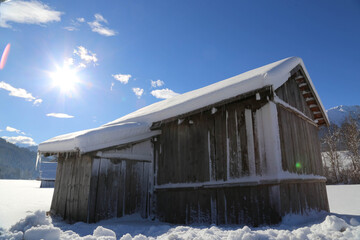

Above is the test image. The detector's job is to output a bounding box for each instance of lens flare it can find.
[296,162,302,169]
[0,43,11,70]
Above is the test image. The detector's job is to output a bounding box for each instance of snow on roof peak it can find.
[39,57,325,153]
[104,57,299,127]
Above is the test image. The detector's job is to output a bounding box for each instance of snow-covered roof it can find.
[39,57,328,154]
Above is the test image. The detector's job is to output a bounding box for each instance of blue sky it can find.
[0,0,359,146]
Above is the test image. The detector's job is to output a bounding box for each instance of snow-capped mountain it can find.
[326,105,360,126]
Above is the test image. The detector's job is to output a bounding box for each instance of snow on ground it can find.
[0,180,360,240]
[327,185,360,215]
[0,180,53,229]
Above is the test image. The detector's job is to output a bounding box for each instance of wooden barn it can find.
[38,57,329,226]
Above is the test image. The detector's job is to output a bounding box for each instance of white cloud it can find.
[73,46,98,66]
[112,74,131,84]
[151,80,165,88]
[0,0,62,28]
[151,88,179,99]
[6,126,22,134]
[88,13,117,36]
[78,62,87,69]
[110,82,114,91]
[33,99,43,106]
[132,88,144,98]
[63,26,77,31]
[2,136,36,146]
[64,17,86,32]
[76,18,85,23]
[0,81,42,104]
[46,113,74,118]
[64,57,74,67]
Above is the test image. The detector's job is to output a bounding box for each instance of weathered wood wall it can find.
[50,76,329,225]
[275,77,314,119]
[153,80,328,225]
[155,88,272,186]
[277,106,323,175]
[50,154,92,222]
[154,89,284,225]
[87,158,150,222]
[279,181,329,215]
[156,184,281,226]
[276,77,323,175]
[156,181,328,225]
[50,140,153,223]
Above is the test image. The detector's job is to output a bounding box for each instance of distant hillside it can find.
[24,145,38,153]
[320,105,360,152]
[0,138,38,179]
[326,105,360,126]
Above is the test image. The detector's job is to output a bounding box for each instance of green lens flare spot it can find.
[296,162,302,169]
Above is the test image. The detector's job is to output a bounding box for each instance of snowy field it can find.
[0,180,360,240]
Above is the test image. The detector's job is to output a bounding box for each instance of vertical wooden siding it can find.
[51,155,150,223]
[154,91,286,225]
[50,154,92,222]
[156,94,270,185]
[277,106,323,175]
[279,181,329,215]
[87,158,150,222]
[275,77,314,119]
[156,185,282,226]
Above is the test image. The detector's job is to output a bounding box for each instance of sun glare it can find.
[50,67,79,93]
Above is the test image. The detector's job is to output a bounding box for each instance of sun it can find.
[50,66,79,93]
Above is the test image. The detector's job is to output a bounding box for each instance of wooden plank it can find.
[227,106,240,179]
[125,160,133,215]
[252,110,262,175]
[208,116,217,181]
[239,109,249,176]
[56,155,69,219]
[50,155,64,215]
[117,160,126,217]
[245,109,256,176]
[216,188,226,224]
[94,158,108,221]
[77,155,92,222]
[214,106,227,181]
[65,156,76,221]
[178,118,188,183]
[68,155,79,221]
[87,157,100,223]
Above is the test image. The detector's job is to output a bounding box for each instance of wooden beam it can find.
[154,178,326,191]
[95,151,152,162]
[274,98,318,128]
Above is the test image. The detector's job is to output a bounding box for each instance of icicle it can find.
[256,92,261,100]
[35,151,41,170]
[178,119,184,125]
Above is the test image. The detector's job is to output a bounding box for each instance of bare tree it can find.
[341,115,360,173]
[322,124,341,183]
